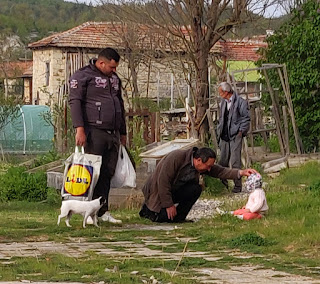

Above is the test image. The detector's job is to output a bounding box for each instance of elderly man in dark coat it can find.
[217,82,251,193]
[139,147,257,223]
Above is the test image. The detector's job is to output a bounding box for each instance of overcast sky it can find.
[64,0,286,18]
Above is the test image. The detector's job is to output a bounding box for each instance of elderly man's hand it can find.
[166,205,177,221]
[239,168,258,177]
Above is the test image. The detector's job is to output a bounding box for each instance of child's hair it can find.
[245,173,262,191]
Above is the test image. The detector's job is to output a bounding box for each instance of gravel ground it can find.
[187,192,249,221]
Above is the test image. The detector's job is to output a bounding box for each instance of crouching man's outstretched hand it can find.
[239,168,258,177]
[166,205,177,221]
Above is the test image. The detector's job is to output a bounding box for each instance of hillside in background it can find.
[0,0,289,53]
[0,0,107,43]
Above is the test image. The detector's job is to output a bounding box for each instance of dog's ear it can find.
[100,197,106,205]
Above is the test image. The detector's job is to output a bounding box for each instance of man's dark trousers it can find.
[85,127,120,217]
[140,182,202,223]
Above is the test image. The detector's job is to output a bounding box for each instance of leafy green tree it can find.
[259,0,320,152]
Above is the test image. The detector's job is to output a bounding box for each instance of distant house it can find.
[28,21,267,107]
[0,61,33,100]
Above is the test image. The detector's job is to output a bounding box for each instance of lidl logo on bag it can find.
[64,164,93,196]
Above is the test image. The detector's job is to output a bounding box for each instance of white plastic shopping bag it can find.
[111,145,136,188]
[61,146,102,201]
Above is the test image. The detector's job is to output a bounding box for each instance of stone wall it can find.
[32,48,66,105]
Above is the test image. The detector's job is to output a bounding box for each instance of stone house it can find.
[0,60,32,99]
[27,21,267,107]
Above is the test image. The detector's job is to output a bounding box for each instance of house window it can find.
[45,62,50,86]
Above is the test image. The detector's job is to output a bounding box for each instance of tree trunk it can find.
[126,48,140,111]
[195,45,210,142]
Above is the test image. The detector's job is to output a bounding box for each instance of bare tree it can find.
[96,0,278,141]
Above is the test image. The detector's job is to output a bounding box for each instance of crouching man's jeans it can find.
[139,182,202,223]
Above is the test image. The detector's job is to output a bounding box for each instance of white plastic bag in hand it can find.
[110,145,136,188]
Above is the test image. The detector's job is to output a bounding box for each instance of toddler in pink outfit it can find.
[217,173,268,220]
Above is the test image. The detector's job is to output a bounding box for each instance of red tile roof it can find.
[0,61,33,79]
[220,37,268,61]
[28,22,267,61]
[27,21,221,52]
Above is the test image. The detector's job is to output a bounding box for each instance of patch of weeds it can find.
[0,167,47,202]
[308,180,320,195]
[46,187,61,206]
[203,175,226,197]
[33,150,61,167]
[229,232,274,249]
[178,257,208,268]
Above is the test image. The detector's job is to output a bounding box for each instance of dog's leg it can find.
[93,214,99,227]
[57,215,61,226]
[83,214,89,228]
[65,211,72,227]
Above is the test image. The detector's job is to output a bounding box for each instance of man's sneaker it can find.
[86,216,94,225]
[99,212,122,224]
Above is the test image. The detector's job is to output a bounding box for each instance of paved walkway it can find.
[1,228,320,284]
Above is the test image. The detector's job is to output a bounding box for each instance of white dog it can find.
[57,197,106,228]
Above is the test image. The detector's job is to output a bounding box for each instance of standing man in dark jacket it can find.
[139,147,257,223]
[216,82,250,193]
[69,47,126,224]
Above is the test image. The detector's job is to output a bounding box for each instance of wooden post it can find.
[64,99,68,152]
[170,73,174,110]
[263,69,286,156]
[127,110,133,148]
[155,112,160,142]
[143,112,149,144]
[282,105,290,155]
[150,112,156,144]
[255,106,269,151]
[249,104,255,155]
[242,137,251,168]
[277,66,302,154]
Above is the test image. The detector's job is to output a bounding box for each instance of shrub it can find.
[203,175,226,196]
[308,180,320,196]
[0,166,48,202]
[229,232,273,248]
[46,187,62,206]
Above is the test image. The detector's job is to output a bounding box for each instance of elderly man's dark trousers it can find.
[139,182,202,223]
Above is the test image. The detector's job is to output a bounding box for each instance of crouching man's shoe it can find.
[232,187,242,193]
[99,212,122,224]
[221,179,229,189]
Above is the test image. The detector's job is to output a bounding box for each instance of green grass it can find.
[1,161,320,282]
